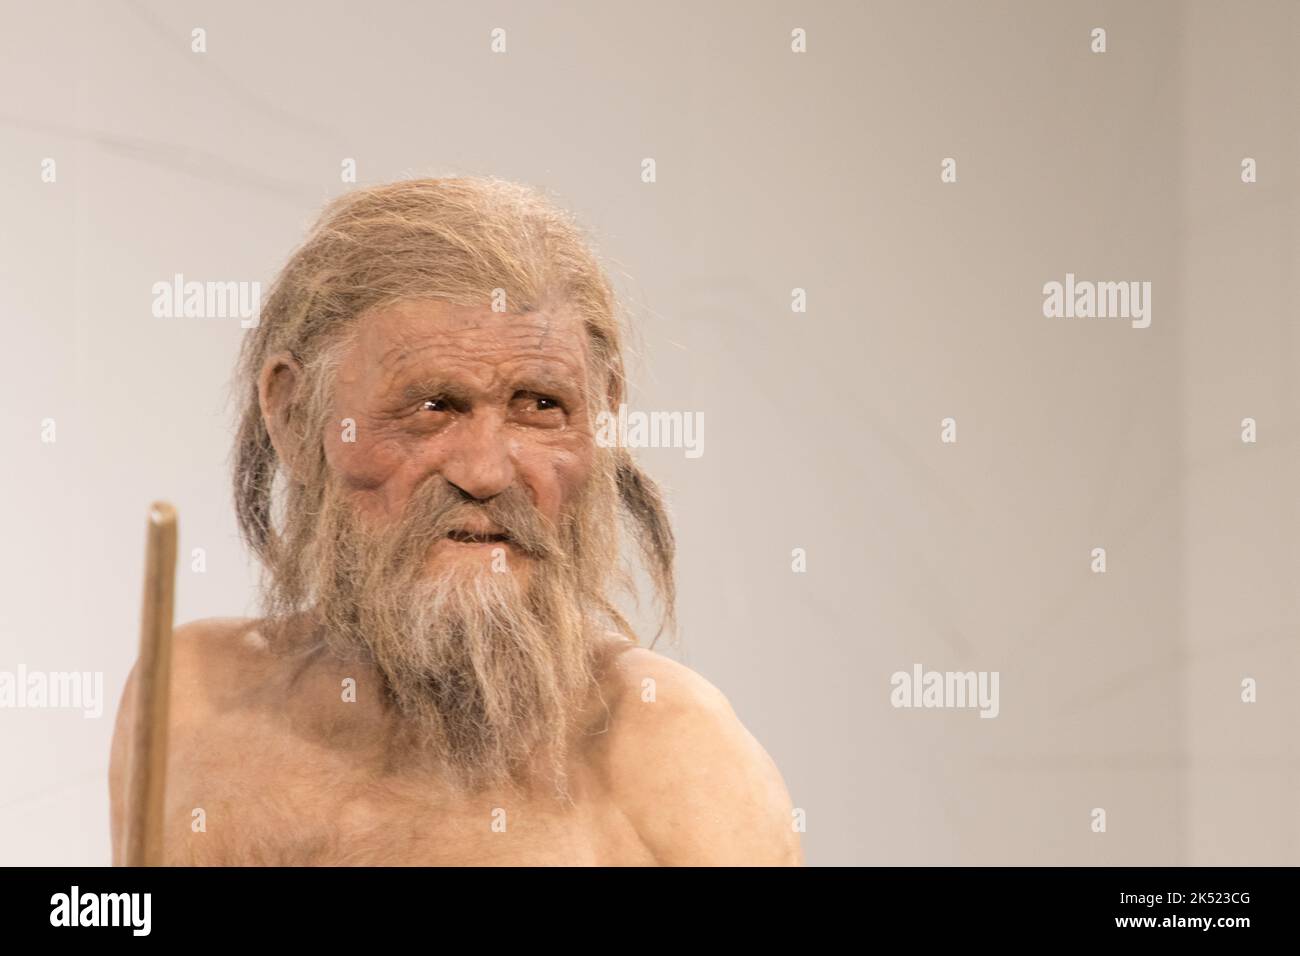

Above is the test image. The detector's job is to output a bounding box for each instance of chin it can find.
[424,541,532,580]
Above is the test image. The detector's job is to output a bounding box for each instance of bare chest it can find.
[160,713,651,866]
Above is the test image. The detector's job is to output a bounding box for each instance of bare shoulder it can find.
[169,616,280,702]
[109,616,270,756]
[591,644,804,866]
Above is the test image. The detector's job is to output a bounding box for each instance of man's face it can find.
[279,298,618,794]
[323,299,598,580]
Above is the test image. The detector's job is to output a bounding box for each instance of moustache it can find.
[384,477,565,564]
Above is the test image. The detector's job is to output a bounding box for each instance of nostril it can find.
[447,480,504,505]
[449,483,478,503]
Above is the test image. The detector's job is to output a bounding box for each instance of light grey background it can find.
[1,0,1296,865]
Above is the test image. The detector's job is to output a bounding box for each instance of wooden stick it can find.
[124,502,178,867]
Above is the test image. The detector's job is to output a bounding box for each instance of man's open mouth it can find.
[445,530,512,544]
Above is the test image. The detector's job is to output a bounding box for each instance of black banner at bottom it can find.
[0,866,1282,941]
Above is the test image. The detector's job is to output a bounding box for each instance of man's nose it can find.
[440,413,516,502]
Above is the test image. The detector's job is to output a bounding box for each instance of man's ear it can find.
[258,351,306,483]
[604,363,625,418]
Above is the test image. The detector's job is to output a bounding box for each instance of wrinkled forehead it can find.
[336,299,593,397]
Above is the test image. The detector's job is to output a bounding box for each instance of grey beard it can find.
[316,553,600,798]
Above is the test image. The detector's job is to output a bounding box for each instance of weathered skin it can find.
[109,301,802,866]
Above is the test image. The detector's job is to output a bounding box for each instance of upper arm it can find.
[108,660,140,866]
[601,649,803,866]
[107,617,245,865]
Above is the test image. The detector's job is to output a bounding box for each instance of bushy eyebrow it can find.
[390,369,583,407]
[394,377,471,407]
[510,369,583,397]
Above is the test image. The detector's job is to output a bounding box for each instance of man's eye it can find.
[511,393,565,424]
[421,398,449,412]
